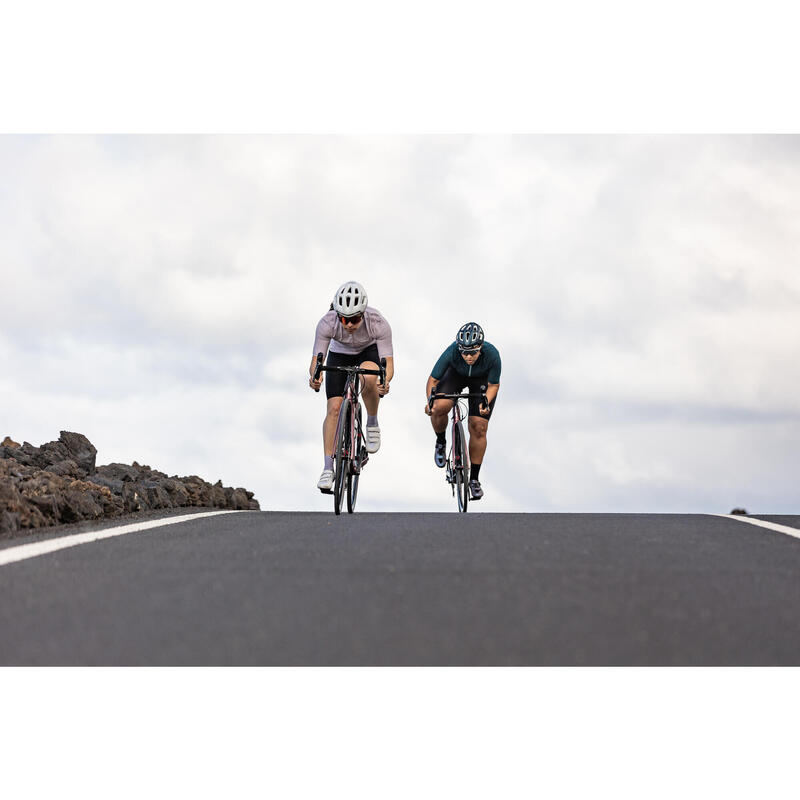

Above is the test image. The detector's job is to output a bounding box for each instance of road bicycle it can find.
[428,385,487,513]
[314,353,387,515]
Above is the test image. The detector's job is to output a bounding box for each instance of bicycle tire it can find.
[333,398,350,515]
[453,420,469,513]
[347,404,362,513]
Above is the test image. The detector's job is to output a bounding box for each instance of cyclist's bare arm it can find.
[377,356,394,395]
[479,382,500,415]
[309,354,324,391]
[424,375,437,414]
[423,375,435,415]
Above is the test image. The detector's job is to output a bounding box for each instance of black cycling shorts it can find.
[433,366,496,420]
[325,343,381,399]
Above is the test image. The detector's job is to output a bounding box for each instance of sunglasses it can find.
[339,314,364,325]
[459,346,482,354]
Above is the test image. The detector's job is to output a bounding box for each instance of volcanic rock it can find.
[0,431,260,538]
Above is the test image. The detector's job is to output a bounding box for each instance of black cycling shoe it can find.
[469,479,484,500]
[434,441,446,468]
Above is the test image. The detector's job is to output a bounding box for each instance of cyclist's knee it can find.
[433,399,453,415]
[359,362,379,389]
[469,418,488,438]
[327,398,343,417]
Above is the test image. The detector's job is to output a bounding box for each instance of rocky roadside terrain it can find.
[0,431,260,538]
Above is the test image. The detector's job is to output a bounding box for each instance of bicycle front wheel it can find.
[453,421,469,513]
[347,462,360,513]
[347,404,362,513]
[333,398,351,515]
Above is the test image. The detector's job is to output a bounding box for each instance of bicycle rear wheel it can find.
[333,398,350,515]
[347,404,362,513]
[453,421,469,513]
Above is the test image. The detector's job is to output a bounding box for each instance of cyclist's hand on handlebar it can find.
[424,401,432,416]
[377,381,390,397]
[309,375,323,391]
[478,403,491,416]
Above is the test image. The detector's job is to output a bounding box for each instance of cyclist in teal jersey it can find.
[424,322,501,500]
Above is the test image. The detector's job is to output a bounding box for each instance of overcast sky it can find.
[1,135,798,513]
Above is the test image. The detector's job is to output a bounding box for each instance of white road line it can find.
[710,514,800,541]
[0,511,247,568]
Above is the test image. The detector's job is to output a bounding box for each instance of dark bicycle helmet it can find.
[456,322,484,350]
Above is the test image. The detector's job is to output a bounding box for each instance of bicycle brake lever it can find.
[313,352,324,391]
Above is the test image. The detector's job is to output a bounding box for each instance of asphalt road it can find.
[2,511,800,665]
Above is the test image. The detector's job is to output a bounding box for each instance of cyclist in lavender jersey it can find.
[309,281,394,492]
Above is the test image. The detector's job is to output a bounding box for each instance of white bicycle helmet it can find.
[456,322,484,350]
[334,281,368,317]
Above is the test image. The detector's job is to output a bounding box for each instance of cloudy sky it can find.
[1,135,798,513]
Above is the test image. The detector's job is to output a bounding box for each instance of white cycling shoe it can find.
[365,425,381,453]
[317,469,334,492]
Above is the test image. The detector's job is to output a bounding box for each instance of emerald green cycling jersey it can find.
[430,341,501,383]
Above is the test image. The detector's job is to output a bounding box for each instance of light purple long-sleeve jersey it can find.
[313,307,394,360]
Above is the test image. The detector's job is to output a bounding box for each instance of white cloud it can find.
[2,135,799,512]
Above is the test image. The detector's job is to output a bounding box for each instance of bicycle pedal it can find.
[319,488,333,495]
